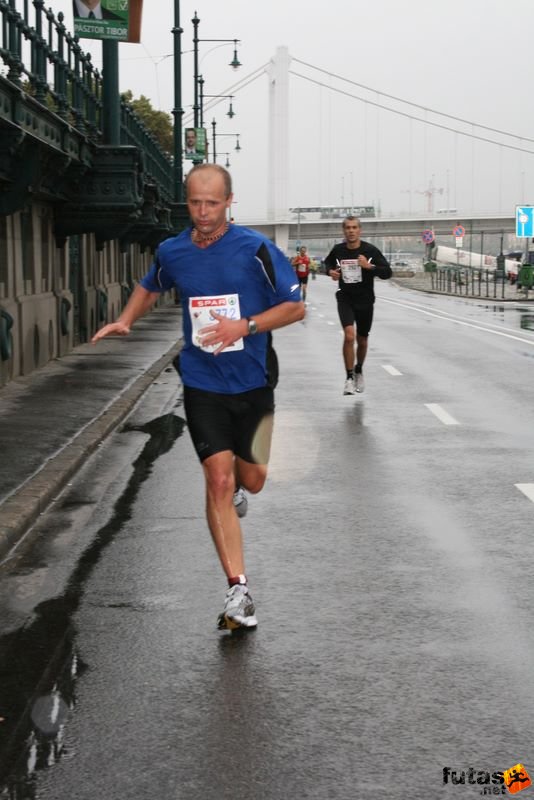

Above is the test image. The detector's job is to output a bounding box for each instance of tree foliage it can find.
[122,90,173,155]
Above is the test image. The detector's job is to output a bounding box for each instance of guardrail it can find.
[431,267,507,299]
[429,266,531,300]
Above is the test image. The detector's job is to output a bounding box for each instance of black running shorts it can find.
[183,385,275,464]
[336,293,374,337]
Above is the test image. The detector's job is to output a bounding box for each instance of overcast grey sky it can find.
[61,0,534,222]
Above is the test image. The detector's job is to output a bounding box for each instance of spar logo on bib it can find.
[189,294,244,353]
[192,297,228,309]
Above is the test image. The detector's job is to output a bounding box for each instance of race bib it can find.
[340,259,362,284]
[189,294,244,353]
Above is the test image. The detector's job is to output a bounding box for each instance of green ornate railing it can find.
[0,0,174,203]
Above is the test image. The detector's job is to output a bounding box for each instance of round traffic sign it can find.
[453,225,465,237]
[421,229,434,244]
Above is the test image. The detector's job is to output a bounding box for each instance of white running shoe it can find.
[354,373,365,393]
[217,584,258,630]
[343,377,356,395]
[233,486,248,518]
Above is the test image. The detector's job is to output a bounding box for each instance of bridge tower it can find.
[267,46,290,247]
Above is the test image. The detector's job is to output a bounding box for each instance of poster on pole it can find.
[184,128,207,161]
[73,0,143,43]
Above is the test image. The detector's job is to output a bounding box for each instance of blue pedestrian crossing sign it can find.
[516,206,534,238]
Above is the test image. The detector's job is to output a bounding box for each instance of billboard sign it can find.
[73,0,141,42]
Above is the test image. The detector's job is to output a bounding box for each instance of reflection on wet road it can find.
[0,413,185,799]
[379,289,534,343]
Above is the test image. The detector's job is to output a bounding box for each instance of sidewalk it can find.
[0,305,183,562]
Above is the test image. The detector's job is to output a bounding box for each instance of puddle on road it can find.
[520,313,534,331]
[0,413,185,799]
[439,296,534,335]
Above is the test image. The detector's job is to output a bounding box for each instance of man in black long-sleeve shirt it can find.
[324,216,392,395]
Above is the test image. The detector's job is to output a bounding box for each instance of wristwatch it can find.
[247,317,258,335]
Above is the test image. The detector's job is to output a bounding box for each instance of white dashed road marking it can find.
[425,403,460,426]
[515,484,534,504]
[382,365,402,376]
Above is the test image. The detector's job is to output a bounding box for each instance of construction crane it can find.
[414,175,443,213]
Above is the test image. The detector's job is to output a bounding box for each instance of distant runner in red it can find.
[292,245,311,304]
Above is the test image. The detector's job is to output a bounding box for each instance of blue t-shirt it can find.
[140,224,301,393]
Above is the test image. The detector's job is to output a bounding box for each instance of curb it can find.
[0,339,183,563]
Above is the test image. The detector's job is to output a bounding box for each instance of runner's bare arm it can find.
[247,300,306,333]
[91,285,161,343]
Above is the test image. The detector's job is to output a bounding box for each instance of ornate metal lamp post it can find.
[191,12,241,129]
[211,122,241,164]
[172,0,184,202]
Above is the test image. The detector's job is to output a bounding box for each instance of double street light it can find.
[200,90,236,127]
[211,117,241,164]
[192,11,241,129]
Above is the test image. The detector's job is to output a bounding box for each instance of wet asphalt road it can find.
[1,276,534,799]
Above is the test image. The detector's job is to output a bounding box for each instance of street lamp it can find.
[203,94,236,120]
[199,81,236,130]
[172,0,184,203]
[191,12,241,129]
[222,133,240,152]
[229,40,241,69]
[211,119,241,164]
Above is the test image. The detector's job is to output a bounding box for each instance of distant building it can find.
[289,206,376,220]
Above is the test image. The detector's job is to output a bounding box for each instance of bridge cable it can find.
[183,63,269,126]
[292,57,534,145]
[290,70,534,156]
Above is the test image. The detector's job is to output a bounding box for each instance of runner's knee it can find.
[204,466,234,498]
